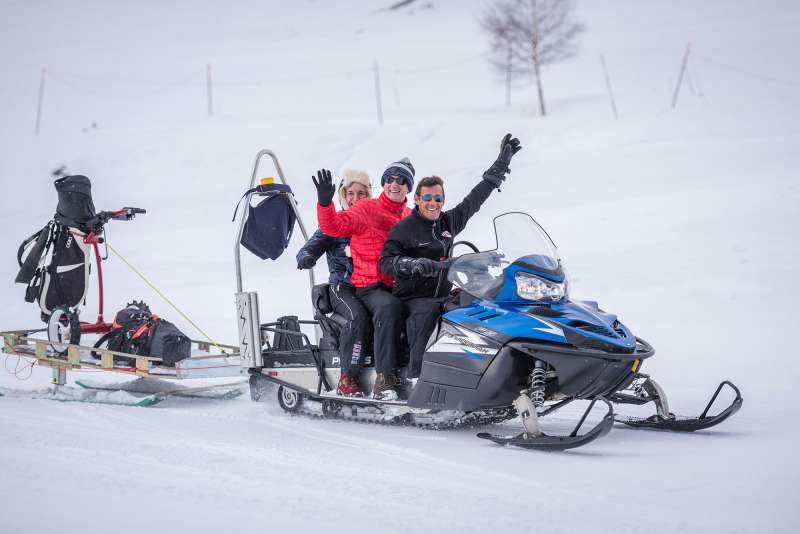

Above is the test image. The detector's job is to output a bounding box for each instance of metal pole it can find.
[600,54,618,119]
[373,59,383,125]
[671,43,691,109]
[35,68,45,136]
[206,63,213,117]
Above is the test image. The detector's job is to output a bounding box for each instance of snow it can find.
[1,0,799,532]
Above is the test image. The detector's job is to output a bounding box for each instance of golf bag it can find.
[15,175,96,318]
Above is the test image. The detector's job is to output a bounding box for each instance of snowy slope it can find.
[1,1,799,532]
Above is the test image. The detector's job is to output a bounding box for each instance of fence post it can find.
[600,54,618,119]
[206,63,213,117]
[35,68,46,136]
[505,43,512,107]
[671,44,691,109]
[373,59,383,126]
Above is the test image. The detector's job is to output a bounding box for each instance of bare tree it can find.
[482,0,585,116]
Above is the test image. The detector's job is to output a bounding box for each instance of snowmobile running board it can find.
[613,380,743,432]
[477,398,615,451]
[1,329,242,385]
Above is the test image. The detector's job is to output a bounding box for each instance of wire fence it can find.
[29,45,800,136]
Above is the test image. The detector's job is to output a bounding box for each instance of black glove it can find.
[411,258,444,278]
[297,255,316,269]
[312,169,336,206]
[483,133,522,188]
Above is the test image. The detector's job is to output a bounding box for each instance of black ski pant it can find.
[330,283,372,378]
[356,283,403,375]
[403,297,444,379]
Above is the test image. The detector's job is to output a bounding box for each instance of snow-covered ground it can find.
[1,1,798,532]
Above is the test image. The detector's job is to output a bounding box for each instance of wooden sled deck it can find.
[1,328,242,385]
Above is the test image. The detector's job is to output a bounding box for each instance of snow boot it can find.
[372,372,400,401]
[337,374,363,397]
[396,376,415,401]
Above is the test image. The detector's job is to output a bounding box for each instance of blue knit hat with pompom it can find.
[381,157,415,190]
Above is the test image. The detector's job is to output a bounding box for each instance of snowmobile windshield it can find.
[447,212,564,301]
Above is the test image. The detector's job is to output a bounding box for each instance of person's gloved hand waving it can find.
[312,169,336,206]
[483,133,522,188]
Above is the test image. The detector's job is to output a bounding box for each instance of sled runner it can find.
[235,149,743,451]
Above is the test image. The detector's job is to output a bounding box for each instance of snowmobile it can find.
[236,150,742,451]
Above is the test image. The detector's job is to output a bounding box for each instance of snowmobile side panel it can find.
[409,346,532,411]
[420,361,482,388]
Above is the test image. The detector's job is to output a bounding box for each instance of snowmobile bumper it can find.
[613,379,742,432]
[509,336,654,400]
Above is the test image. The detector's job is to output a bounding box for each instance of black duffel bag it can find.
[93,302,191,367]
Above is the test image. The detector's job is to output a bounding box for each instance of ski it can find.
[612,379,743,432]
[478,397,615,451]
[0,385,162,407]
[75,377,245,401]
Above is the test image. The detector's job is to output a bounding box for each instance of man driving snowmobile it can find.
[379,134,522,380]
[314,159,414,400]
[297,170,374,396]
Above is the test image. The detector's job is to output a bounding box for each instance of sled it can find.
[1,328,242,386]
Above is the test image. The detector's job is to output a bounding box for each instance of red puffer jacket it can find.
[318,192,410,288]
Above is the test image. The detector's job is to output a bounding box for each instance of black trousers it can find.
[329,284,372,377]
[403,297,444,379]
[356,283,403,375]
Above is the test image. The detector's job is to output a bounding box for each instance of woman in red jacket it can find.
[314,159,414,400]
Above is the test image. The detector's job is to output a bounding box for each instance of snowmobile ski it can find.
[613,380,742,432]
[478,397,615,451]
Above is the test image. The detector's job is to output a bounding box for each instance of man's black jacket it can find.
[379,179,495,300]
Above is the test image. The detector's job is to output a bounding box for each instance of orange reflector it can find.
[260,177,275,185]
[631,359,641,373]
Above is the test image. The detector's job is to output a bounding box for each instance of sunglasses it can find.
[384,175,407,186]
[420,193,444,203]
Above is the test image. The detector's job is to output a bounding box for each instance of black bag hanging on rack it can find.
[234,183,296,261]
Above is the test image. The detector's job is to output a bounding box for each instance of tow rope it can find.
[106,243,229,355]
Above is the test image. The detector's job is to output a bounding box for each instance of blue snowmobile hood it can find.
[444,297,637,354]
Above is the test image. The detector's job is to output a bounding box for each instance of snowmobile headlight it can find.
[515,271,566,302]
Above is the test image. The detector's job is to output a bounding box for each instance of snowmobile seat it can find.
[311,284,348,350]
